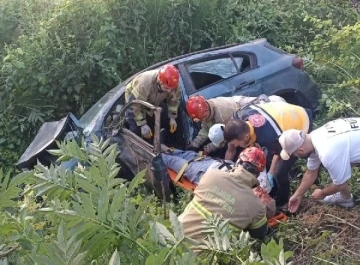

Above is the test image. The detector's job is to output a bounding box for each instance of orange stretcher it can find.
[267,212,288,227]
[167,169,196,191]
[167,168,287,228]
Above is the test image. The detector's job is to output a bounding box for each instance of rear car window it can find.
[186,54,252,90]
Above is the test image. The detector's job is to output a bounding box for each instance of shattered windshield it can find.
[79,86,120,128]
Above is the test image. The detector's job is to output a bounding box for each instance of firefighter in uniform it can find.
[125,64,181,139]
[222,101,313,208]
[185,94,285,154]
[178,147,269,248]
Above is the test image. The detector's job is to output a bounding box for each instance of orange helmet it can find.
[158,64,179,90]
[239,147,266,173]
[186,95,208,120]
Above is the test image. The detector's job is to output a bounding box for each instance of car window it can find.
[79,86,120,128]
[185,54,251,90]
[103,95,125,130]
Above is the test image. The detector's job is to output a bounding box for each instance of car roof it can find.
[80,38,271,133]
[126,38,269,80]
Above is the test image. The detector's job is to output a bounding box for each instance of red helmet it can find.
[158,64,179,90]
[239,147,266,173]
[186,95,208,120]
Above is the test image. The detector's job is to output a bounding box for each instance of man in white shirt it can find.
[278,118,360,212]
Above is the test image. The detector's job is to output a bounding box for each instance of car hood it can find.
[16,113,80,170]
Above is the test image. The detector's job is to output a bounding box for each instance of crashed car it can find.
[17,38,319,196]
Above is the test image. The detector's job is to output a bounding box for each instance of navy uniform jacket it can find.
[233,101,312,155]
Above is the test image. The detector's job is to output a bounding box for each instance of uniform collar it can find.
[246,121,257,147]
[231,165,260,188]
[205,101,214,121]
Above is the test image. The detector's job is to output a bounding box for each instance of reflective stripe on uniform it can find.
[128,80,142,99]
[168,105,178,114]
[189,200,241,232]
[190,200,211,219]
[249,215,267,230]
[125,81,134,102]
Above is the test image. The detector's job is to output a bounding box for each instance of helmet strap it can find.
[245,121,257,146]
[240,161,260,176]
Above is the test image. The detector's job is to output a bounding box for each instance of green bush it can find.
[0,1,359,262]
[305,20,360,119]
[0,0,358,163]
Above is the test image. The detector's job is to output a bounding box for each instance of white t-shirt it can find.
[307,118,360,184]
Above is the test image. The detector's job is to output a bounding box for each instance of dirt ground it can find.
[277,200,360,265]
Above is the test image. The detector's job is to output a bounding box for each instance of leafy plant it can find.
[0,136,292,264]
[1,1,359,263]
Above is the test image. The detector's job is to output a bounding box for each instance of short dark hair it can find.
[223,119,250,142]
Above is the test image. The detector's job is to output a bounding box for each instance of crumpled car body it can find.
[17,38,320,196]
[17,100,173,198]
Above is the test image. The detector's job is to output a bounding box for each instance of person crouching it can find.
[178,147,270,251]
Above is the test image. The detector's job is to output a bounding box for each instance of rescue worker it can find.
[125,64,181,139]
[178,147,270,247]
[279,117,360,212]
[222,101,313,208]
[208,123,226,149]
[209,123,275,191]
[185,94,285,154]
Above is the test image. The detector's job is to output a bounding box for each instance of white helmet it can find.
[208,123,225,147]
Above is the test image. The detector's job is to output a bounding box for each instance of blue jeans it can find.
[161,149,217,185]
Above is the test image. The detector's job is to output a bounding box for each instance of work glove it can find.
[266,173,275,189]
[203,143,218,156]
[141,124,153,139]
[185,142,199,151]
[169,118,177,134]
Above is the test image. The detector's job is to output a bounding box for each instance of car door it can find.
[178,52,262,144]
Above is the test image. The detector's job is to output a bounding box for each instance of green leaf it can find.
[79,193,96,219]
[109,249,121,265]
[154,222,176,245]
[76,178,99,196]
[0,223,20,235]
[97,188,109,222]
[70,252,87,265]
[67,238,84,264]
[35,183,57,197]
[108,178,126,190]
[31,256,55,265]
[48,149,64,156]
[109,186,126,220]
[57,221,67,252]
[0,169,11,193]
[127,170,145,194]
[9,171,33,187]
[14,61,25,69]
[145,254,156,265]
[169,211,184,241]
[74,83,84,93]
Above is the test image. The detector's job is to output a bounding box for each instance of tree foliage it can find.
[0,0,359,263]
[0,0,358,168]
